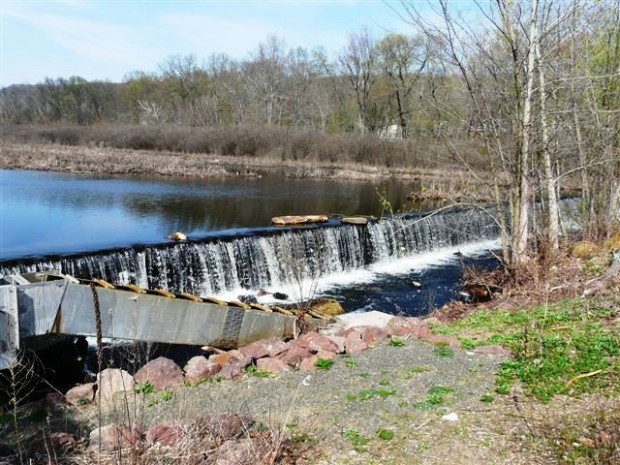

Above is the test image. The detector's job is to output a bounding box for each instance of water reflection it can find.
[1,169,420,260]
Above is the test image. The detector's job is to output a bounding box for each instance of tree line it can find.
[1,29,458,136]
[1,0,618,269]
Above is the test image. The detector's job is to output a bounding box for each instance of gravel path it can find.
[99,339,537,464]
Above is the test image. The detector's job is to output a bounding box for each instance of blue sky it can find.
[0,0,420,87]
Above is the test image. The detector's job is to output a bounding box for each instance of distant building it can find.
[378,124,403,140]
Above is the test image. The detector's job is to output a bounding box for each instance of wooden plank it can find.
[177,292,203,302]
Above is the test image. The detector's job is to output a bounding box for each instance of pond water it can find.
[0,169,500,315]
[0,169,419,261]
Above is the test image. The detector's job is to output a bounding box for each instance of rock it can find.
[386,316,426,337]
[323,334,346,353]
[341,217,368,225]
[239,339,289,360]
[134,357,184,391]
[361,326,388,347]
[256,357,291,374]
[336,310,394,329]
[315,350,337,361]
[97,368,135,403]
[184,356,222,384]
[441,412,459,422]
[472,345,512,360]
[194,414,255,439]
[299,355,319,372]
[31,432,78,457]
[295,331,339,354]
[44,392,71,413]
[278,345,313,367]
[271,215,329,226]
[66,382,96,406]
[214,439,254,465]
[147,423,184,447]
[412,281,422,288]
[209,350,244,366]
[345,329,369,355]
[168,231,187,241]
[304,298,345,317]
[272,292,289,300]
[218,357,252,380]
[88,424,142,452]
[237,294,258,305]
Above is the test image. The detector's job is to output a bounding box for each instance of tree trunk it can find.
[535,38,559,251]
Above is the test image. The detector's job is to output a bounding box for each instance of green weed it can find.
[434,297,620,401]
[415,386,454,409]
[244,365,271,378]
[389,337,406,347]
[316,358,335,370]
[434,346,455,357]
[402,366,430,379]
[133,381,155,395]
[376,429,394,441]
[349,388,397,401]
[342,427,369,451]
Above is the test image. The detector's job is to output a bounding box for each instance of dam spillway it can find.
[0,208,501,299]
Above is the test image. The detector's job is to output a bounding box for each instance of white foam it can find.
[213,239,500,304]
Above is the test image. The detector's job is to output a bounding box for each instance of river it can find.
[1,169,421,261]
[0,169,500,314]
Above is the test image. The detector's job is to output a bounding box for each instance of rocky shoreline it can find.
[9,311,513,464]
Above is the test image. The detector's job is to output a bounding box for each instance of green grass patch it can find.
[433,346,455,357]
[342,427,369,452]
[402,366,430,379]
[344,358,357,368]
[433,297,620,401]
[415,386,455,409]
[244,365,271,378]
[134,381,155,395]
[389,336,406,347]
[348,388,397,401]
[376,429,394,441]
[316,358,335,370]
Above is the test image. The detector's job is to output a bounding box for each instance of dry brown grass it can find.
[2,125,481,175]
[0,140,484,186]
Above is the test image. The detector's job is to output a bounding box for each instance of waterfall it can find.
[0,207,499,297]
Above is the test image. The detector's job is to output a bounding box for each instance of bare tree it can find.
[339,27,378,133]
[376,33,428,138]
[242,35,289,125]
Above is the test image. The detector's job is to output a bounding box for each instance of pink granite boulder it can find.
[184,356,222,384]
[134,357,184,391]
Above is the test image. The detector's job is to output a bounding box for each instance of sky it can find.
[0,0,421,88]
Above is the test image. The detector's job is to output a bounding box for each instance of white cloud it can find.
[159,13,283,59]
[2,2,161,76]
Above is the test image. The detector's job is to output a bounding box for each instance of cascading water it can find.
[0,208,498,295]
[0,198,583,313]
